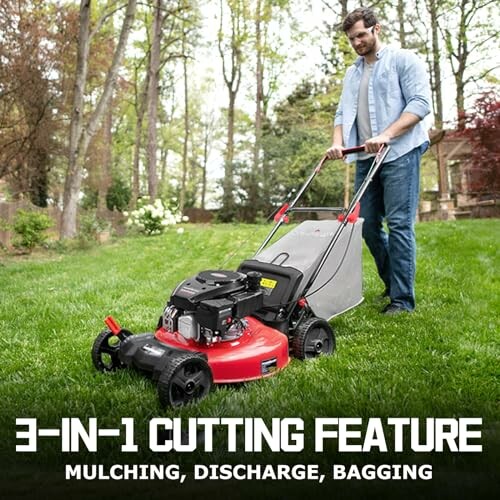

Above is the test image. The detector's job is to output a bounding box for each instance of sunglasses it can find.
[347,25,375,43]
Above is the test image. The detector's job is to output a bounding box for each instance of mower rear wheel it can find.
[92,329,130,372]
[157,353,213,408]
[292,317,335,360]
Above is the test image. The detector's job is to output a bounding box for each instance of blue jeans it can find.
[355,145,425,311]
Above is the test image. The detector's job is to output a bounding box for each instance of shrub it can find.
[12,210,53,250]
[78,212,111,247]
[80,177,131,212]
[106,177,131,212]
[126,199,182,235]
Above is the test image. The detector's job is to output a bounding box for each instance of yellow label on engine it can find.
[260,277,277,289]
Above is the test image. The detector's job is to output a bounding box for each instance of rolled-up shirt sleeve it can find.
[398,51,431,119]
[334,90,344,127]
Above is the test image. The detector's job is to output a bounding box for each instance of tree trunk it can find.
[97,104,113,212]
[146,0,163,202]
[249,0,263,222]
[455,0,469,130]
[159,147,168,195]
[442,0,488,130]
[427,0,443,128]
[456,75,466,129]
[131,59,150,208]
[180,30,189,214]
[201,130,208,210]
[61,0,137,238]
[218,0,245,221]
[222,90,236,219]
[397,0,407,48]
[61,0,91,238]
[341,0,348,18]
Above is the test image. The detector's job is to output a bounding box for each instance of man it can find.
[326,7,431,314]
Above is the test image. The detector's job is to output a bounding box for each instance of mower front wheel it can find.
[292,317,336,360]
[157,353,213,408]
[92,329,130,372]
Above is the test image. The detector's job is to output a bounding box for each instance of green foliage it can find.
[106,176,131,212]
[11,210,53,250]
[262,79,345,207]
[80,188,98,210]
[77,211,111,248]
[81,177,131,212]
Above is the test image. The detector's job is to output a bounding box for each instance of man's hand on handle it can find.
[364,133,391,153]
[326,144,345,160]
[326,137,389,159]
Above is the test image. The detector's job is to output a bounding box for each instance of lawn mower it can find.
[92,145,390,407]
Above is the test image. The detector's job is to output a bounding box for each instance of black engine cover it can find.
[171,270,247,310]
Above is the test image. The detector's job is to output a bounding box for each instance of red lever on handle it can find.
[274,202,290,223]
[337,202,360,223]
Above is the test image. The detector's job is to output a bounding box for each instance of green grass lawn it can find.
[1,219,499,499]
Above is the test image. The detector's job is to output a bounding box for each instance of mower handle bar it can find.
[315,146,366,172]
[255,144,390,256]
[340,145,366,154]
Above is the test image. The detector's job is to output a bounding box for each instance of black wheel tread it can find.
[292,317,336,360]
[157,353,212,408]
[91,329,129,372]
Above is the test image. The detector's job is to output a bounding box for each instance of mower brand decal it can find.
[260,278,277,289]
[261,357,278,374]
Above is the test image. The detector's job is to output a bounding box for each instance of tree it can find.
[458,91,500,193]
[441,0,499,128]
[0,0,73,206]
[421,0,444,128]
[145,0,164,202]
[179,23,190,214]
[179,2,202,213]
[184,75,221,211]
[217,0,249,222]
[86,103,113,213]
[131,51,151,208]
[263,80,345,209]
[61,0,137,239]
[244,0,290,221]
[248,0,264,221]
[86,30,117,213]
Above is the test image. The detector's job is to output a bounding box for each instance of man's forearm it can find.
[333,124,343,145]
[326,125,345,159]
[364,112,422,153]
[383,112,421,140]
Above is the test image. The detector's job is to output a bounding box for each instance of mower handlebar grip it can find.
[341,146,365,154]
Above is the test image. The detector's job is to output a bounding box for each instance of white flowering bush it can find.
[125,199,184,235]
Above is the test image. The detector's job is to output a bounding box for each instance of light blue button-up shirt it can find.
[334,45,431,163]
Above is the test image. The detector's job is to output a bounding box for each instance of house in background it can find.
[421,129,499,220]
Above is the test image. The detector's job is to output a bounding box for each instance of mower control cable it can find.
[302,144,391,297]
[256,145,391,308]
[255,145,379,256]
[260,220,357,311]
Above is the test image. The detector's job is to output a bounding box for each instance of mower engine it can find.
[162,270,264,345]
